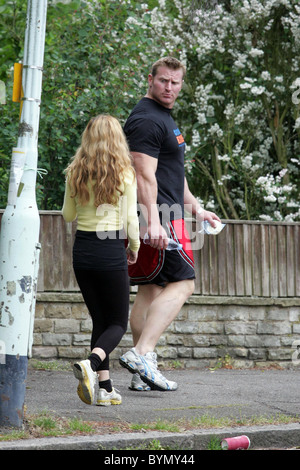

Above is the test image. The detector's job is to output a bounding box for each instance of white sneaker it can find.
[72,359,97,405]
[129,373,151,391]
[119,348,144,374]
[119,348,178,391]
[96,387,122,406]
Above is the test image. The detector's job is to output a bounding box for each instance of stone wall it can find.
[33,292,300,369]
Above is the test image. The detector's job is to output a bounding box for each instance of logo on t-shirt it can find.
[173,128,185,147]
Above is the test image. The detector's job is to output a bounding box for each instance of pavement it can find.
[1,366,300,451]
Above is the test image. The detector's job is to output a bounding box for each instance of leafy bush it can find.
[0,0,299,220]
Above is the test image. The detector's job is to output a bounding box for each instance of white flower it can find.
[251,86,266,95]
[259,214,273,221]
[224,103,235,119]
[274,76,284,83]
[236,198,246,210]
[242,155,253,169]
[249,48,264,57]
[252,164,260,172]
[294,117,300,130]
[218,154,230,162]
[209,123,223,138]
[274,211,283,220]
[197,113,207,125]
[279,168,288,178]
[213,70,225,81]
[256,176,269,185]
[234,59,246,69]
[206,200,215,210]
[207,105,215,117]
[264,195,277,202]
[191,129,201,147]
[261,71,271,80]
[278,197,286,203]
[282,185,293,193]
[240,82,252,89]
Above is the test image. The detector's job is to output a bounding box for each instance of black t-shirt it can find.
[124,97,185,220]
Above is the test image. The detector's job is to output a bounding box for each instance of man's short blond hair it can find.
[151,57,186,79]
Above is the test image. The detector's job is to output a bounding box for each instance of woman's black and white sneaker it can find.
[96,387,122,406]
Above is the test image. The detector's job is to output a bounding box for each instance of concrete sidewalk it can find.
[1,367,300,450]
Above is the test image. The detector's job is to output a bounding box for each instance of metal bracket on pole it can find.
[21,97,41,103]
[23,65,44,71]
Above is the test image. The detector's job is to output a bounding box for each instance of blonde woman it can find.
[62,114,140,406]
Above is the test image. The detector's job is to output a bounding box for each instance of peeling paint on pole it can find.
[18,122,34,137]
[0,0,47,428]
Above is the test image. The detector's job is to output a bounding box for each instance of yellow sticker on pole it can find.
[12,63,23,102]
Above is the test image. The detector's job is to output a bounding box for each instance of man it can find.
[120,57,220,391]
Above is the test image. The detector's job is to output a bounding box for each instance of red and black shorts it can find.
[129,219,195,287]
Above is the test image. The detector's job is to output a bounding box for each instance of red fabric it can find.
[168,218,194,269]
[128,219,194,283]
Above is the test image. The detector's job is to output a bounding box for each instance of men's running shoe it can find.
[119,348,178,391]
[129,373,151,391]
[96,387,122,406]
[72,359,97,405]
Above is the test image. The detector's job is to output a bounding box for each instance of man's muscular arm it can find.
[132,151,169,250]
[184,178,221,227]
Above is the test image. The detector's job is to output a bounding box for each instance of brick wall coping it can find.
[37,292,300,307]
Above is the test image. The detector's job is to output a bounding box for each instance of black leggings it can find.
[74,269,129,371]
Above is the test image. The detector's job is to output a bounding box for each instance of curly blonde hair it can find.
[65,114,134,206]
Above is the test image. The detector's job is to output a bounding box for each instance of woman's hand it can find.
[126,247,138,265]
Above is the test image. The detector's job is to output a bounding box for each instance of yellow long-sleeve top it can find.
[62,170,140,252]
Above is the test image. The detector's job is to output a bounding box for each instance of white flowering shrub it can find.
[139,0,300,221]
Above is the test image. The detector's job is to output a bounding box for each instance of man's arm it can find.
[132,151,169,250]
[184,178,221,227]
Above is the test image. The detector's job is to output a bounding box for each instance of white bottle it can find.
[199,220,226,235]
[143,234,182,251]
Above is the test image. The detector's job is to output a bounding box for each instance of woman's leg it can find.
[74,269,129,381]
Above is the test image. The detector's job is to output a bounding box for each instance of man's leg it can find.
[130,283,163,347]
[120,279,194,391]
[127,284,164,391]
[133,279,195,356]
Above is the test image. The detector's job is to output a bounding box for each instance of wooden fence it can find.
[0,210,299,297]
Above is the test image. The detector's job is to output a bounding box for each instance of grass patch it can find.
[28,359,71,371]
[185,412,299,429]
[130,418,181,433]
[118,439,167,451]
[129,412,299,434]
[0,411,113,441]
[29,412,95,437]
[0,410,298,442]
[207,435,223,450]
